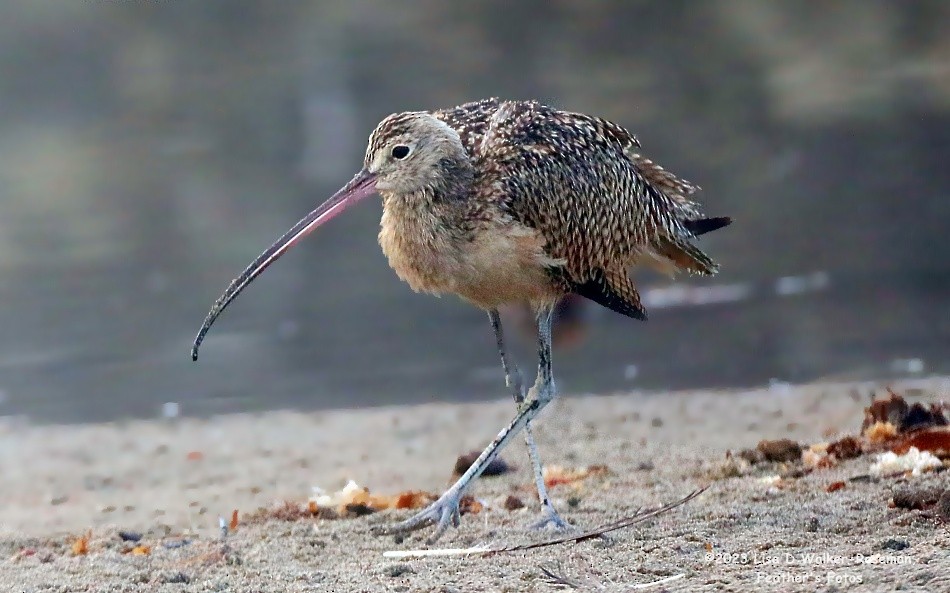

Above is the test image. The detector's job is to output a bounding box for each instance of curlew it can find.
[192,98,731,542]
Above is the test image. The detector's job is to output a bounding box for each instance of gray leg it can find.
[489,309,571,530]
[374,303,561,543]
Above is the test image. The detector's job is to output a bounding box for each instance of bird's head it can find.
[364,111,470,196]
[190,110,470,360]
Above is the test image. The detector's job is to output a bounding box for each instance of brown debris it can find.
[863,391,909,430]
[798,390,946,472]
[71,531,90,556]
[756,439,802,463]
[247,484,446,524]
[827,436,862,460]
[825,481,846,493]
[893,427,950,458]
[454,451,511,477]
[732,389,947,485]
[313,481,419,515]
[862,389,948,435]
[543,465,609,489]
[459,495,483,515]
[229,509,239,531]
[394,491,436,510]
[858,390,950,458]
[864,422,899,444]
[245,500,327,524]
[268,500,316,521]
[503,495,526,511]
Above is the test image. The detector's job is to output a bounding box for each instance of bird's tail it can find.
[653,239,717,275]
[653,216,732,276]
[683,216,732,236]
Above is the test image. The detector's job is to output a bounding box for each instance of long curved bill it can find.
[191,169,377,361]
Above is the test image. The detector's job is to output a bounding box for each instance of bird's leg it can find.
[488,310,526,402]
[373,306,560,544]
[489,309,572,531]
[522,304,573,531]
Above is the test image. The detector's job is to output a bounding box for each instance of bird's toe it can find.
[372,489,464,543]
[527,506,575,532]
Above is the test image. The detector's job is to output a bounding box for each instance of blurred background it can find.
[1,1,947,423]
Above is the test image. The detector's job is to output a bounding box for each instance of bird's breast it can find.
[378,204,461,296]
[378,200,563,309]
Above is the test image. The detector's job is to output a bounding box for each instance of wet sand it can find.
[2,378,948,592]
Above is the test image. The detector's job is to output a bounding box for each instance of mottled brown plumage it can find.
[371,98,729,321]
[192,98,730,542]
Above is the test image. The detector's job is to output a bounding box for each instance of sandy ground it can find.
[1,378,948,592]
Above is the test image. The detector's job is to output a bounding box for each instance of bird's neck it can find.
[382,154,478,238]
[380,185,473,241]
[377,162,484,296]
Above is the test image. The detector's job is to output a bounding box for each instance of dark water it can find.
[1,1,948,424]
[2,251,946,424]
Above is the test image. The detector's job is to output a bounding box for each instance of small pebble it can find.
[454,451,511,477]
[892,487,944,510]
[162,571,190,584]
[503,495,525,511]
[937,490,950,522]
[344,503,376,516]
[384,563,415,578]
[756,439,802,463]
[880,538,909,551]
[118,531,142,542]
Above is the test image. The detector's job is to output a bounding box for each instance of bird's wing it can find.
[474,101,722,318]
[629,154,700,212]
[433,98,503,156]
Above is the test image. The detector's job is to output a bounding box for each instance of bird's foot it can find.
[528,505,615,543]
[528,504,574,532]
[372,488,463,544]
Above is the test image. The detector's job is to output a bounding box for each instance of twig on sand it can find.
[494,487,706,553]
[538,564,591,589]
[383,545,493,558]
[382,487,707,559]
[539,563,685,591]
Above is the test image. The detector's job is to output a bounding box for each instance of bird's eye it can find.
[391,145,411,160]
